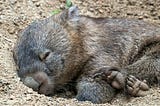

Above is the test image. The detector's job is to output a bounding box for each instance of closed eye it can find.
[39,49,51,61]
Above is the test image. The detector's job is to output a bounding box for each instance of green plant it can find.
[51,0,72,15]
[65,0,72,8]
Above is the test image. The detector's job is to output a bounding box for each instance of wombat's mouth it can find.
[21,71,54,95]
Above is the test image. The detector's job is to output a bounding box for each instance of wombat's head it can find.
[13,6,85,95]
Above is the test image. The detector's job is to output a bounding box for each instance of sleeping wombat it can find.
[13,6,160,103]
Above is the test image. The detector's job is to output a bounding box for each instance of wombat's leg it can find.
[125,53,160,85]
[124,52,160,96]
[92,67,149,97]
[76,76,116,103]
[126,75,149,96]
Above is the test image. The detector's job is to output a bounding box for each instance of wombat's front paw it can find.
[93,67,125,89]
[126,75,149,97]
[76,79,115,103]
[76,83,106,104]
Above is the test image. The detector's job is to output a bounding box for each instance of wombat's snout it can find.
[21,72,54,95]
[23,76,40,91]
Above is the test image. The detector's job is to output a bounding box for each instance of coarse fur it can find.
[13,6,160,103]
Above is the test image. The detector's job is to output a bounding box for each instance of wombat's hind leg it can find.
[126,75,149,97]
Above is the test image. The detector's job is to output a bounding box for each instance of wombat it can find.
[13,6,160,103]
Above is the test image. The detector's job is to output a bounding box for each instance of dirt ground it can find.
[1,0,160,106]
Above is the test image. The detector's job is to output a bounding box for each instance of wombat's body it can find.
[13,6,160,103]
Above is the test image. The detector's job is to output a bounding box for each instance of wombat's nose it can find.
[23,76,40,91]
[22,72,53,95]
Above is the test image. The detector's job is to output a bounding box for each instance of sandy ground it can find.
[1,0,160,106]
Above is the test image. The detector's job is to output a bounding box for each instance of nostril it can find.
[23,76,40,91]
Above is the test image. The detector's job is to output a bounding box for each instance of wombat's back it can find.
[80,17,160,66]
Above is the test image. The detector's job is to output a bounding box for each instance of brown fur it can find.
[13,6,160,103]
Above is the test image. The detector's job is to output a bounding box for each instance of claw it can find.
[126,75,149,97]
[127,80,134,86]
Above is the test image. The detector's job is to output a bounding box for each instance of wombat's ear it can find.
[67,6,79,22]
[54,6,79,24]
